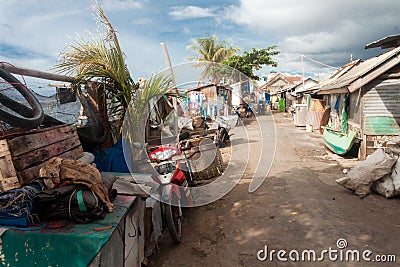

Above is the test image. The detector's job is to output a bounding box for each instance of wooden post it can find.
[161,42,179,140]
[85,81,113,147]
[360,134,367,160]
[0,63,75,82]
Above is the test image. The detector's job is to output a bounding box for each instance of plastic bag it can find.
[34,184,108,224]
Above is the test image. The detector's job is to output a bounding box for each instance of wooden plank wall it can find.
[0,140,20,192]
[4,124,84,185]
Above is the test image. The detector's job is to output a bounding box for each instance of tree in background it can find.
[188,35,279,82]
[187,35,238,63]
[223,46,280,80]
[187,35,239,82]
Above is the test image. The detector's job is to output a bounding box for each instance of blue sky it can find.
[1,0,400,92]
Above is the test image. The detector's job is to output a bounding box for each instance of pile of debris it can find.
[336,137,400,198]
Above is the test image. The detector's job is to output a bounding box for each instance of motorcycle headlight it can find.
[152,149,178,161]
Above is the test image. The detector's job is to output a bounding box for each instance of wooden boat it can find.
[323,128,356,155]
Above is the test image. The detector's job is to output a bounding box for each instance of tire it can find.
[163,195,182,244]
[0,68,44,129]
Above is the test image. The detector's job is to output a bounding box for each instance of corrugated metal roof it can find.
[298,60,360,95]
[261,73,288,88]
[294,78,319,94]
[286,76,303,84]
[316,46,400,94]
[184,83,215,92]
[365,34,400,50]
[259,73,303,90]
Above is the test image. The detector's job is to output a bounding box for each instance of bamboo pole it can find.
[0,63,75,83]
[160,42,179,139]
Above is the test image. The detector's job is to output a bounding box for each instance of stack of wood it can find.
[0,124,84,192]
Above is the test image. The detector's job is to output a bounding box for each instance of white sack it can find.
[371,174,395,198]
[336,149,397,197]
[386,137,400,155]
[391,156,400,197]
[178,117,194,131]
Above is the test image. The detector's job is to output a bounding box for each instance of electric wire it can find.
[304,56,337,69]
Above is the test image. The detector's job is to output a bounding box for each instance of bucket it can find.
[306,124,313,132]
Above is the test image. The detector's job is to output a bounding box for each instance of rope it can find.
[0,184,41,221]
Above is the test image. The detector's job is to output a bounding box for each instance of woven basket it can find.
[186,138,223,181]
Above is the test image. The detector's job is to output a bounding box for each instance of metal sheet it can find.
[363,80,400,135]
[316,46,400,93]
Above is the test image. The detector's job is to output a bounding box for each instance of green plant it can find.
[187,35,239,82]
[52,2,135,130]
[123,73,175,152]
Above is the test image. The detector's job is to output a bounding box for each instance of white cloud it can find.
[169,6,214,20]
[133,18,152,25]
[225,0,400,77]
[6,0,400,84]
[101,0,144,11]
[0,3,90,72]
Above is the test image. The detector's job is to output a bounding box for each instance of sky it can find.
[1,0,400,92]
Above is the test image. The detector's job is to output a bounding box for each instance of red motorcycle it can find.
[148,145,193,243]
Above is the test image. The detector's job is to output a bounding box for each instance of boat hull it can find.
[323,129,356,155]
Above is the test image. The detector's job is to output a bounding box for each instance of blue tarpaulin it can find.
[93,140,130,173]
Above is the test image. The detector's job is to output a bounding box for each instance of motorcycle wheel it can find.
[163,194,182,244]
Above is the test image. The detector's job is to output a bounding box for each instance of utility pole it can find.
[301,55,305,90]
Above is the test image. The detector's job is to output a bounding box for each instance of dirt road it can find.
[152,112,400,266]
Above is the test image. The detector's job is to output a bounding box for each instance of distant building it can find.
[258,73,303,109]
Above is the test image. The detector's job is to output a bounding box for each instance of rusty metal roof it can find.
[316,46,400,94]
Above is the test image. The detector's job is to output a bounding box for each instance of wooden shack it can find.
[185,83,232,119]
[315,42,400,159]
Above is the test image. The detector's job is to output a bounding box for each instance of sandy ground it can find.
[150,112,400,267]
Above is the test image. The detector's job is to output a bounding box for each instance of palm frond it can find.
[123,73,174,144]
[187,35,239,83]
[52,2,135,132]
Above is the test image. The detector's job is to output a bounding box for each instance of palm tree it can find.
[52,3,135,132]
[187,35,238,82]
[188,35,238,62]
